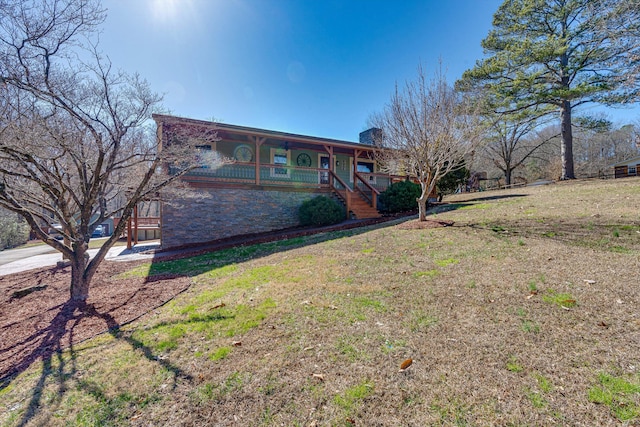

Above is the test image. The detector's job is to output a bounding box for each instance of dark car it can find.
[91,225,106,238]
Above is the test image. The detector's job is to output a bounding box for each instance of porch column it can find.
[354,148,361,186]
[249,136,265,185]
[133,204,139,245]
[324,145,334,187]
[127,217,132,249]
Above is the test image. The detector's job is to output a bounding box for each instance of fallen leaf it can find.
[599,321,609,328]
[301,300,312,305]
[312,373,324,381]
[400,358,413,371]
[346,418,356,425]
[232,341,242,347]
[328,305,338,310]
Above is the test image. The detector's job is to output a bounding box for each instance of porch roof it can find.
[152,114,377,153]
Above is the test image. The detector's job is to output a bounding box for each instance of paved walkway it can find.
[0,243,159,277]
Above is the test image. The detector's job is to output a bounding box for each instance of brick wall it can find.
[161,187,320,249]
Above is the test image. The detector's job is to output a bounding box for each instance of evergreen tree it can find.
[458,0,640,180]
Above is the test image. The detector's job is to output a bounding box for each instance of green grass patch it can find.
[413,269,440,279]
[506,356,524,373]
[209,346,231,361]
[333,381,374,412]
[542,290,577,308]
[132,298,276,353]
[521,319,540,334]
[407,310,438,332]
[335,336,370,362]
[434,258,459,267]
[526,389,547,408]
[351,295,386,313]
[588,372,640,421]
[534,373,553,393]
[459,203,491,210]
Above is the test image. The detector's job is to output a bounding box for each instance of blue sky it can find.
[101,0,639,142]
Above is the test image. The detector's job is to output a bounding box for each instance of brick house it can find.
[153,114,429,249]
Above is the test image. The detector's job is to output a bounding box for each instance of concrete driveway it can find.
[0,242,159,276]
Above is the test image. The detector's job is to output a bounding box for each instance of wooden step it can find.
[349,203,381,219]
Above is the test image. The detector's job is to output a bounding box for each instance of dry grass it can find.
[2,178,640,426]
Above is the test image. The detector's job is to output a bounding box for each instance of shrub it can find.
[299,196,345,226]
[378,180,421,213]
[0,209,29,250]
[437,166,470,195]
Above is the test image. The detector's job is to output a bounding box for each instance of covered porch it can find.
[156,115,408,219]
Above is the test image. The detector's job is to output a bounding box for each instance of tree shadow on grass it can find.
[1,298,191,427]
[450,193,528,203]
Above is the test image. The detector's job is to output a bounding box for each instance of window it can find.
[270,148,290,178]
[357,161,374,173]
[194,141,216,168]
[356,161,376,184]
[629,166,637,176]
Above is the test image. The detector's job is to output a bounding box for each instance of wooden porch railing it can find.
[329,170,353,219]
[354,172,381,209]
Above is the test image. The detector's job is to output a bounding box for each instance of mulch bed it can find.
[0,260,191,381]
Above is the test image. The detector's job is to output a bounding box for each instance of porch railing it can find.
[329,170,353,218]
[185,163,408,197]
[187,163,329,188]
[354,172,380,209]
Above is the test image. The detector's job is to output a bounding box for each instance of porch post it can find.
[324,145,334,187]
[354,148,361,188]
[127,217,132,249]
[133,204,139,245]
[251,136,265,185]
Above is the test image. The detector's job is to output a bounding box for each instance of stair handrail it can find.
[329,170,352,219]
[354,172,380,208]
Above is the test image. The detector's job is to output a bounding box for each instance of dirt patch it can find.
[0,260,191,380]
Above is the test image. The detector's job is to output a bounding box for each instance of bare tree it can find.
[371,65,484,221]
[0,0,221,302]
[483,113,558,186]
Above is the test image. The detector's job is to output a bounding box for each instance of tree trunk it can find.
[417,196,428,221]
[505,168,512,186]
[560,101,575,180]
[69,245,91,302]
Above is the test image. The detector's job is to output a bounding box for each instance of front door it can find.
[319,155,330,184]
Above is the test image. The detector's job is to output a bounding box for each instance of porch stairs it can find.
[331,190,381,219]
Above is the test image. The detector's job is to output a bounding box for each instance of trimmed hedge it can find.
[299,196,345,226]
[378,180,421,213]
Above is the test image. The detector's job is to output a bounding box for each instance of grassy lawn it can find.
[2,178,639,426]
